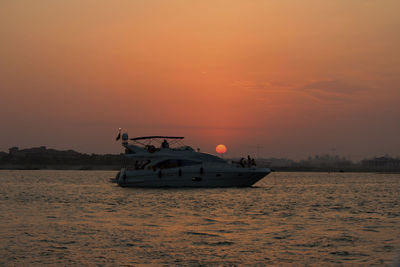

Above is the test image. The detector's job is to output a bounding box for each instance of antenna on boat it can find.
[251,144,264,159]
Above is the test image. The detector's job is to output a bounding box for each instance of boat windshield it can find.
[129,136,193,152]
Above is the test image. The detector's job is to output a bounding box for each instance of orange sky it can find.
[1,0,399,159]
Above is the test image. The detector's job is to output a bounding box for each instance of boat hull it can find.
[117,167,270,188]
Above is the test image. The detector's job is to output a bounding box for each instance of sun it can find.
[216,144,227,154]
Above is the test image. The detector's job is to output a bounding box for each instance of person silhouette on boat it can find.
[161,139,169,149]
[239,157,245,167]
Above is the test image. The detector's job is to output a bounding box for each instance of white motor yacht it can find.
[114,133,271,187]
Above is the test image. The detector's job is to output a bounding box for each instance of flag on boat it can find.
[116,128,121,141]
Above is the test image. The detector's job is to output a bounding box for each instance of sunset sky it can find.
[1,0,399,160]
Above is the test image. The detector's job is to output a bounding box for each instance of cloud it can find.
[230,80,294,92]
[231,78,371,103]
[299,80,370,103]
[299,80,367,94]
[304,90,352,102]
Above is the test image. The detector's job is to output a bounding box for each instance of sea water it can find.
[0,170,399,266]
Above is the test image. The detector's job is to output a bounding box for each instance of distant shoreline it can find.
[0,165,120,171]
[1,146,399,173]
[1,165,399,173]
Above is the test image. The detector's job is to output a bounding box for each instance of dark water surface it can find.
[0,171,399,266]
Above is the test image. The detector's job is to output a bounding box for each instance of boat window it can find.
[174,146,194,151]
[180,160,201,166]
[154,159,179,169]
[123,159,150,170]
[154,159,201,169]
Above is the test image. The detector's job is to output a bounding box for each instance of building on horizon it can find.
[361,156,400,169]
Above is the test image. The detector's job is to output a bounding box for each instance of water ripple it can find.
[0,170,399,266]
